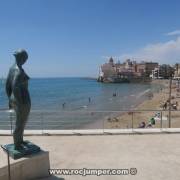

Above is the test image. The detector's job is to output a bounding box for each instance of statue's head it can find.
[13,49,28,66]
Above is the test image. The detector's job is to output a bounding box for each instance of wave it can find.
[136,89,151,98]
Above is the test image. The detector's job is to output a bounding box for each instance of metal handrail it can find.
[1,109,180,112]
[0,109,180,133]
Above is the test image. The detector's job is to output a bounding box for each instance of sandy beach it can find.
[104,79,180,129]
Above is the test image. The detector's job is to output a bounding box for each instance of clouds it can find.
[119,33,180,65]
[166,30,180,36]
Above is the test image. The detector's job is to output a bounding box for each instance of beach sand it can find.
[104,79,180,129]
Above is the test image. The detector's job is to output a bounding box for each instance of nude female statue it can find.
[6,49,31,150]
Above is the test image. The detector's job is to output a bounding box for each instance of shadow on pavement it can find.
[36,176,65,180]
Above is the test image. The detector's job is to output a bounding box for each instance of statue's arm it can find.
[6,70,12,99]
[6,70,13,109]
[12,73,25,105]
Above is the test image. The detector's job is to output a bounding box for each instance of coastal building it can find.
[144,62,159,77]
[98,58,158,83]
[151,67,161,79]
[151,64,175,79]
[159,64,174,79]
[100,57,117,78]
[174,64,180,79]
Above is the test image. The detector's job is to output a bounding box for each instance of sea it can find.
[0,78,163,130]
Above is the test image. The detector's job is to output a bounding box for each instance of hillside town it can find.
[98,57,180,83]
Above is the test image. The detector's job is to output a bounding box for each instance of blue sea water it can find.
[0,78,163,129]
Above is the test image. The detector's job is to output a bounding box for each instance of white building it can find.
[174,64,180,79]
[100,57,117,78]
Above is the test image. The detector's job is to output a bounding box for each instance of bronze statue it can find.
[6,49,31,150]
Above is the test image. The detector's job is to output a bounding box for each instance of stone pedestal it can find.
[0,151,50,180]
[2,141,41,160]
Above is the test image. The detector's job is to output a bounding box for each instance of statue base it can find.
[0,150,50,180]
[2,141,41,160]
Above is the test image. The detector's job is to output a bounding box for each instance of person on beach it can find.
[176,101,178,108]
[163,102,167,110]
[172,101,178,110]
[138,121,146,128]
[146,117,155,128]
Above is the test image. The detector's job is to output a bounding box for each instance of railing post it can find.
[168,77,172,128]
[41,112,44,135]
[160,111,163,129]
[9,110,14,135]
[73,112,75,132]
[73,111,76,133]
[103,114,104,134]
[131,112,134,130]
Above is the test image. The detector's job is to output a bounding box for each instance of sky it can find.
[0,0,180,78]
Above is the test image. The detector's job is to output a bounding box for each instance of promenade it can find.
[1,133,180,180]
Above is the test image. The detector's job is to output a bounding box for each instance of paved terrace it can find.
[0,133,180,180]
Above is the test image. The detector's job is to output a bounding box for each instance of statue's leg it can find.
[13,106,30,150]
[20,108,30,144]
[13,109,24,149]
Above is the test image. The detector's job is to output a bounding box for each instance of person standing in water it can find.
[62,102,66,109]
[88,97,91,103]
[6,49,31,150]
